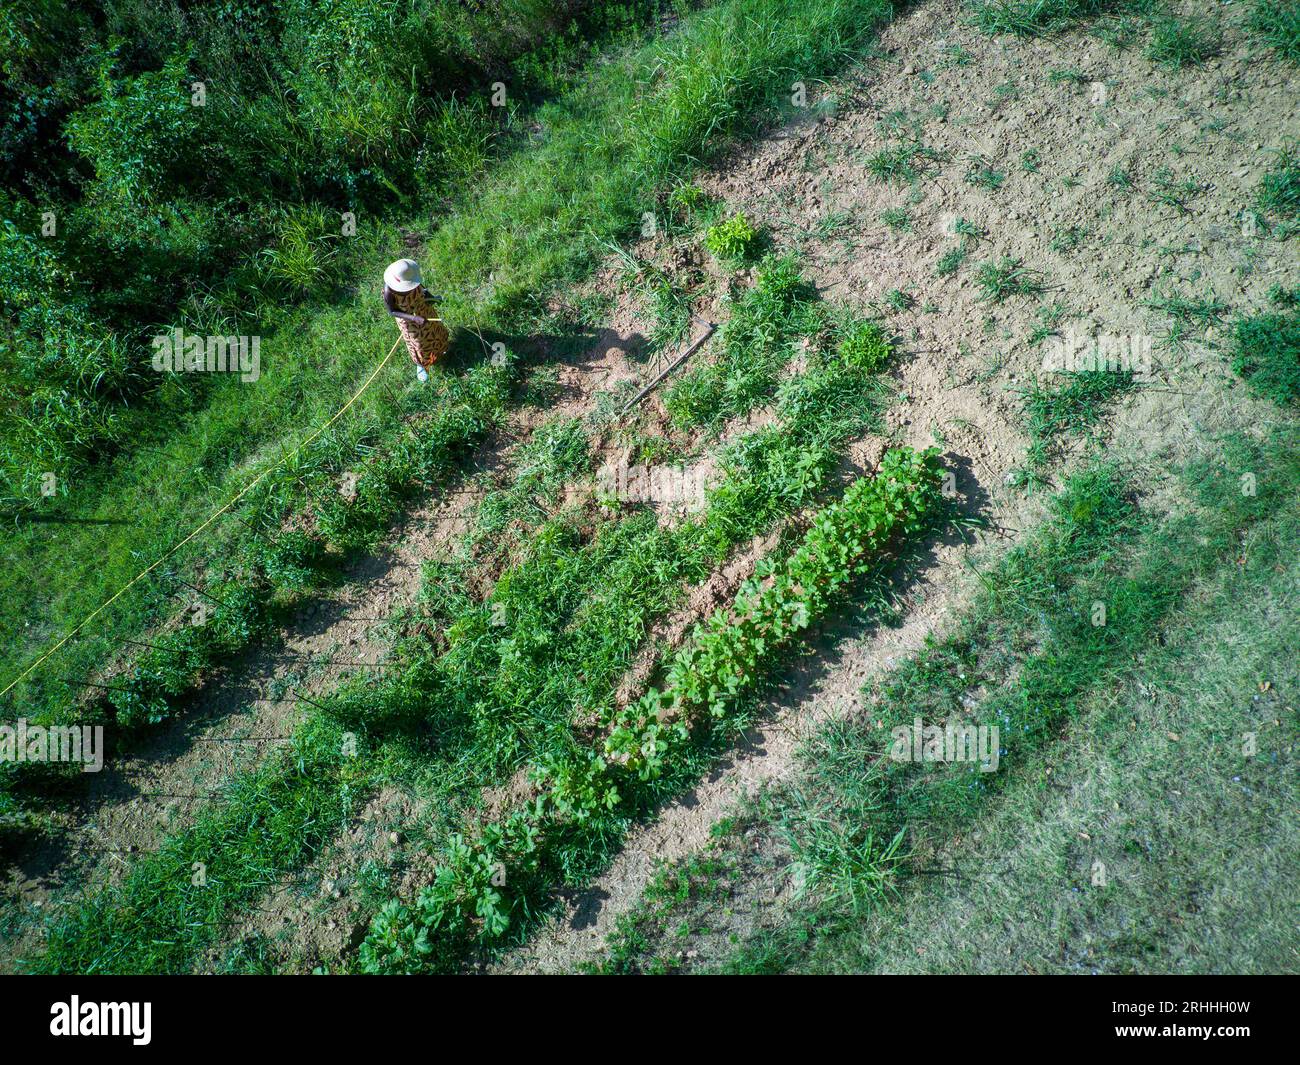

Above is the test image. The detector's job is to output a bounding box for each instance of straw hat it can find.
[384,258,422,292]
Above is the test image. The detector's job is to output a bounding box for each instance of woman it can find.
[383,258,449,382]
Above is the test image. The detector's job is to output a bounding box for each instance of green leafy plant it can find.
[836,320,893,371]
[356,445,944,974]
[704,212,759,262]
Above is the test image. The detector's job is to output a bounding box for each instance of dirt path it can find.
[490,0,1298,972]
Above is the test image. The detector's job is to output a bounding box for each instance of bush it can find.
[64,50,198,208]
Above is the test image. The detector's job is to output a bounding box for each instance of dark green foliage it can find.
[1230,308,1300,405]
[0,0,669,504]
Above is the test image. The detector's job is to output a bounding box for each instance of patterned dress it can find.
[388,285,449,368]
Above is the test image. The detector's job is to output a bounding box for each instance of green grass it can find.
[965,155,1006,191]
[975,257,1048,301]
[357,445,944,973]
[1146,16,1223,67]
[1230,307,1300,406]
[864,143,945,184]
[934,246,969,277]
[1047,67,1090,84]
[884,288,915,311]
[1016,370,1136,476]
[724,430,1300,973]
[1249,0,1300,62]
[664,252,819,430]
[1146,167,1201,215]
[1259,149,1300,223]
[970,0,1116,38]
[28,715,369,973]
[1145,287,1230,325]
[17,243,900,972]
[0,2,672,509]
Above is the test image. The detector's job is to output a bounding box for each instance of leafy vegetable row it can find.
[358,445,946,973]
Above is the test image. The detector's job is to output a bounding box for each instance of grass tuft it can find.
[1145,16,1223,67]
[1230,308,1300,406]
[970,0,1114,38]
[975,257,1048,301]
[1248,0,1300,62]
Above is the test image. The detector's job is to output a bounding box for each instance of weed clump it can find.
[1259,150,1300,222]
[664,252,816,429]
[1230,309,1300,406]
[1015,370,1136,483]
[704,212,759,263]
[971,0,1112,38]
[1146,16,1223,67]
[837,320,893,372]
[976,257,1048,301]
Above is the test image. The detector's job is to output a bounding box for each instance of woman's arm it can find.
[383,286,424,324]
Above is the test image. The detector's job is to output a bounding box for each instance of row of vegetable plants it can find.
[356,445,946,972]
